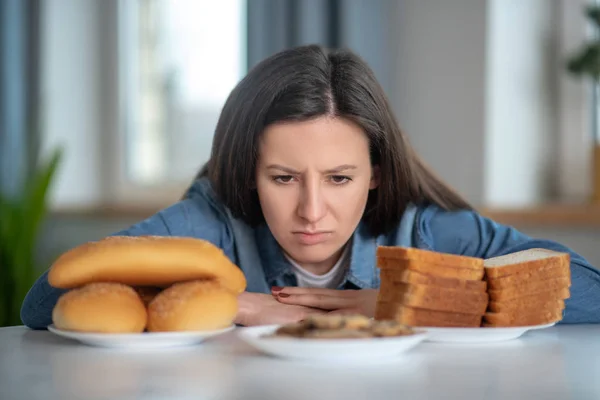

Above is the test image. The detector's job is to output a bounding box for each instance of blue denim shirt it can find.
[20,178,600,329]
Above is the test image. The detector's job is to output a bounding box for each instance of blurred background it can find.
[2,0,600,326]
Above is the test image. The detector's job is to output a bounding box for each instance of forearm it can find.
[562,260,600,324]
[20,270,67,329]
[234,291,258,326]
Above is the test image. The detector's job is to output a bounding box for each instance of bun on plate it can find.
[52,282,147,333]
[47,236,246,294]
[147,280,237,332]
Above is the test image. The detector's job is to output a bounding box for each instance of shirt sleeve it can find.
[20,189,233,330]
[414,205,600,324]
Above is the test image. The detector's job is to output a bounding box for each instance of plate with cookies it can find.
[45,236,247,349]
[237,315,429,363]
[375,246,570,343]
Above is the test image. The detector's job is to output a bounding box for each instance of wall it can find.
[41,0,103,209]
[391,0,488,204]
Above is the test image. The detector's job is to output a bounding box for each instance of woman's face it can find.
[256,116,379,272]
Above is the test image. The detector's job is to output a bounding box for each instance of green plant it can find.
[568,6,600,80]
[0,147,63,327]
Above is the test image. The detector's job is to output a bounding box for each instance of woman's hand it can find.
[271,287,379,318]
[234,292,327,327]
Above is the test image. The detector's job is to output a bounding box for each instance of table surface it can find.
[1,324,599,400]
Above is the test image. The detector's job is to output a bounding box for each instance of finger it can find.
[275,293,354,310]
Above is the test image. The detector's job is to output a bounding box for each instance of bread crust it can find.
[486,263,570,290]
[483,308,564,327]
[378,258,484,280]
[48,236,247,293]
[488,277,571,301]
[377,246,483,269]
[379,282,489,315]
[395,305,482,327]
[52,283,147,333]
[147,280,238,332]
[379,268,487,292]
[488,299,565,313]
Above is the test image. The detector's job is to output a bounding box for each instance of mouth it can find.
[292,231,332,245]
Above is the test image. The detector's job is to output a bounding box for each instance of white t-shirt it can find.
[284,243,351,289]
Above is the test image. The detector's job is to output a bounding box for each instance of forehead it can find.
[258,117,370,162]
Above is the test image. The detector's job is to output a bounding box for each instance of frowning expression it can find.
[255,116,379,274]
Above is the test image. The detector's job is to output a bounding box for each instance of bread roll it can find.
[147,280,237,332]
[52,283,147,333]
[48,236,246,294]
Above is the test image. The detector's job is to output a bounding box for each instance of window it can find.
[113,0,247,205]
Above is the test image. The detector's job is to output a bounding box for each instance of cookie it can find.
[340,315,373,330]
[273,322,306,337]
[302,314,347,330]
[302,329,373,339]
[370,321,414,337]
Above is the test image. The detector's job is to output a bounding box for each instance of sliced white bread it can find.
[484,248,570,279]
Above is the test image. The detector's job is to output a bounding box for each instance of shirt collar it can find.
[255,221,378,289]
[255,203,418,289]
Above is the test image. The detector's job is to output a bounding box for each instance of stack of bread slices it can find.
[375,247,489,327]
[376,246,571,328]
[483,249,571,327]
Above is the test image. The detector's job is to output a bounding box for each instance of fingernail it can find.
[271,286,283,292]
[278,293,290,298]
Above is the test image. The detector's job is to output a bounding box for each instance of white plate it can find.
[421,322,556,343]
[48,324,235,349]
[237,325,428,363]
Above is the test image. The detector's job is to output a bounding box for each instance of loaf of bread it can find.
[376,246,571,328]
[52,283,147,333]
[48,236,247,294]
[482,248,571,327]
[376,246,488,327]
[147,280,238,332]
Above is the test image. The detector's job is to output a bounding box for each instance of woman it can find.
[21,45,600,329]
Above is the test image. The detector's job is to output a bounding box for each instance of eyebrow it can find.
[266,164,358,174]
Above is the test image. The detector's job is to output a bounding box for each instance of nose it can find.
[296,179,327,223]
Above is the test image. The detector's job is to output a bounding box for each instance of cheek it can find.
[256,181,294,225]
[328,181,371,215]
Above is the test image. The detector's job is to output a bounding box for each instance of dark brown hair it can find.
[191,45,471,235]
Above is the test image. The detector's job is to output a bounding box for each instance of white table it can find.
[1,324,599,400]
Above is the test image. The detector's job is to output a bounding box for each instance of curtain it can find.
[0,0,41,199]
[247,0,394,91]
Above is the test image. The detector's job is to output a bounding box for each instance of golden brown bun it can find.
[52,283,147,333]
[48,236,247,294]
[147,280,238,332]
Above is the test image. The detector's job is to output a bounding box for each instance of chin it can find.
[287,245,342,265]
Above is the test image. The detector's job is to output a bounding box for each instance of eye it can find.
[272,175,295,184]
[329,175,352,185]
